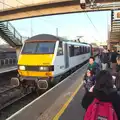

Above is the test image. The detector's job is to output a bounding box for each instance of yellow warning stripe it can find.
[53,82,83,120]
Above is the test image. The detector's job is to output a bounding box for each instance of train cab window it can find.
[69,45,74,57]
[36,42,55,54]
[57,42,63,56]
[22,42,37,54]
[22,42,55,54]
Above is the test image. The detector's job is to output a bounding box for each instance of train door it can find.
[64,43,69,68]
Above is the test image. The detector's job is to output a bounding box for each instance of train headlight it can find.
[39,67,49,71]
[19,66,25,70]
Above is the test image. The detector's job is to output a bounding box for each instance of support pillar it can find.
[16,47,22,60]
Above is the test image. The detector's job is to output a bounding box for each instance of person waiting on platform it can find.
[111,49,118,73]
[100,49,109,70]
[114,55,120,91]
[83,69,96,92]
[81,70,120,120]
[88,57,100,75]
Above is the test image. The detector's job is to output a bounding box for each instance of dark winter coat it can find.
[100,52,109,63]
[115,65,120,90]
[83,75,96,91]
[88,62,100,75]
[81,89,120,120]
[111,52,118,63]
[116,64,120,72]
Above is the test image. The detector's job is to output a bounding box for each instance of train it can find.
[0,47,17,67]
[11,34,100,91]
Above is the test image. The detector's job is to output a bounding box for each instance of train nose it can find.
[36,80,48,90]
[11,77,20,87]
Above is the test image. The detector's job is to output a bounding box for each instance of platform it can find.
[54,85,85,120]
[0,66,17,74]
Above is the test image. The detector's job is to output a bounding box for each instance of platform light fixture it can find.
[80,0,86,9]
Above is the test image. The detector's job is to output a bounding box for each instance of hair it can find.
[89,57,95,61]
[94,70,113,95]
[117,55,120,65]
[117,55,120,60]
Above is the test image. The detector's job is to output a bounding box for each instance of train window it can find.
[79,46,82,54]
[74,46,80,56]
[22,42,55,54]
[69,45,74,57]
[36,42,55,54]
[84,47,86,53]
[83,46,84,54]
[57,42,63,56]
[22,42,37,54]
[5,59,8,65]
[87,47,89,53]
[1,60,4,66]
[81,46,83,54]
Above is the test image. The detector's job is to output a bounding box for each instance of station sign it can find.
[113,10,120,20]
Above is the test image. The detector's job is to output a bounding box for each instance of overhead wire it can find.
[84,10,103,42]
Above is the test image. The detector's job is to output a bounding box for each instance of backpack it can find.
[84,98,118,120]
[101,53,109,63]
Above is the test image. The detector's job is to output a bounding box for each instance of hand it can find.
[89,85,95,92]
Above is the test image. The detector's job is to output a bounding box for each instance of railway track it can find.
[0,91,38,120]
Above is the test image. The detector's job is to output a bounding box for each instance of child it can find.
[83,69,96,92]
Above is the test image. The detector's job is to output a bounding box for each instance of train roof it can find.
[26,34,90,46]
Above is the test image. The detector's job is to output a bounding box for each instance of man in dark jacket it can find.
[111,49,118,73]
[100,49,109,70]
[115,55,120,91]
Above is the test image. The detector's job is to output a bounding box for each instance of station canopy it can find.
[110,10,120,45]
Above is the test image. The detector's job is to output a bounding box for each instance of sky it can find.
[0,10,111,44]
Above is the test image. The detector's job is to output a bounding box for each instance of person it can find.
[88,57,100,75]
[117,50,120,54]
[114,55,120,91]
[81,70,120,119]
[83,69,96,92]
[110,49,118,73]
[100,49,109,70]
[107,49,111,68]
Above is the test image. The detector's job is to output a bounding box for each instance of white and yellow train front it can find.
[13,34,91,90]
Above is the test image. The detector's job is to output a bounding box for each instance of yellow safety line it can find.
[53,81,83,120]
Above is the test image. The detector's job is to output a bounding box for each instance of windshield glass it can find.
[22,42,55,54]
